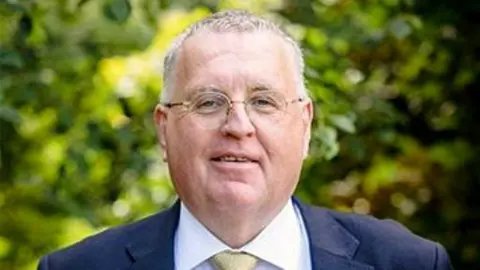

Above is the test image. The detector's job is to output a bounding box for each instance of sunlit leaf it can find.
[328,114,356,133]
[313,126,339,159]
[0,236,11,259]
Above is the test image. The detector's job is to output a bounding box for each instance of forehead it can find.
[173,31,297,96]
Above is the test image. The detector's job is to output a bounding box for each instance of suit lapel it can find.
[294,198,374,270]
[123,198,374,270]
[126,200,180,270]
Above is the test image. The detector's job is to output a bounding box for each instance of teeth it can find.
[219,156,250,162]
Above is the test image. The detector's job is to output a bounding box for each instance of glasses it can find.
[162,91,306,130]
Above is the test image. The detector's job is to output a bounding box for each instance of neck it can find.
[186,200,288,248]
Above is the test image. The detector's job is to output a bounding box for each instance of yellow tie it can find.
[211,251,259,270]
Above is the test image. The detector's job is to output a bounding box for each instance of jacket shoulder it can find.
[39,209,170,270]
[327,209,429,244]
[322,207,449,269]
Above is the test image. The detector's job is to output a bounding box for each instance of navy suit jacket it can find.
[38,198,453,270]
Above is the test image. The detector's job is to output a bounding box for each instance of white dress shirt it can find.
[174,199,311,270]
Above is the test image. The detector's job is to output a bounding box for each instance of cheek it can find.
[166,124,196,163]
[164,125,208,194]
[259,121,305,167]
[257,124,304,198]
[165,121,215,169]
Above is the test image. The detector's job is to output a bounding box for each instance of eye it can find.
[191,93,227,114]
[249,93,282,112]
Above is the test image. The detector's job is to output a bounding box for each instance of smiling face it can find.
[155,31,313,218]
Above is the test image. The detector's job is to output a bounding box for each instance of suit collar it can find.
[124,198,373,270]
[294,198,374,270]
[126,200,180,270]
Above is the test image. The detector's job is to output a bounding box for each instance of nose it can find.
[220,102,255,138]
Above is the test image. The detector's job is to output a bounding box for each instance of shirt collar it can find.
[174,199,305,270]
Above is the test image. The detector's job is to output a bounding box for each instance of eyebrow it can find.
[184,85,224,99]
[250,82,276,92]
[186,82,277,97]
[191,85,223,93]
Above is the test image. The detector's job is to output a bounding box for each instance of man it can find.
[38,10,453,270]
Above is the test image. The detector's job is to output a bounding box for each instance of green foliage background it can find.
[1,0,479,269]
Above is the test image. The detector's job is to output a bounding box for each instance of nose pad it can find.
[225,101,250,122]
[221,101,255,136]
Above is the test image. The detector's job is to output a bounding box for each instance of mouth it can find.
[211,155,258,163]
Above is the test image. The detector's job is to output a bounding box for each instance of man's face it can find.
[155,31,312,215]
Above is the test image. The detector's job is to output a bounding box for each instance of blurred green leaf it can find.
[103,0,132,24]
[0,236,11,259]
[3,3,26,13]
[389,17,412,40]
[313,126,339,159]
[78,0,92,8]
[0,50,24,69]
[328,114,356,134]
[17,15,33,40]
[363,158,397,195]
[0,106,22,124]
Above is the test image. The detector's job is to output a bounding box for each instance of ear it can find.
[301,99,314,159]
[154,104,168,162]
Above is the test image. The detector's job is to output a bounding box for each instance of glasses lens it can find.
[248,91,285,113]
[190,92,228,114]
[246,91,286,126]
[188,92,228,130]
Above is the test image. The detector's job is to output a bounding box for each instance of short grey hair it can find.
[161,10,306,102]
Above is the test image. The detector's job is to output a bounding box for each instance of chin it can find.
[212,186,263,208]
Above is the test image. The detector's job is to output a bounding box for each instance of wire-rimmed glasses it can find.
[162,91,306,130]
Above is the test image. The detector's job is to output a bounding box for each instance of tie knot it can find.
[211,251,258,270]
